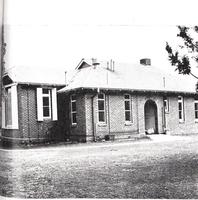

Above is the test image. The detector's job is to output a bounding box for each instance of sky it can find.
[3,0,198,73]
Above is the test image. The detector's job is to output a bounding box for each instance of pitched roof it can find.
[59,59,198,94]
[3,66,66,86]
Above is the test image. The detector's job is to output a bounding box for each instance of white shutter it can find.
[37,88,43,121]
[2,98,5,128]
[11,85,19,129]
[52,88,58,121]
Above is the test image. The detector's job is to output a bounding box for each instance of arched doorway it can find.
[144,100,158,134]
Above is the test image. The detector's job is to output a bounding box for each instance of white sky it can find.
[4,0,198,73]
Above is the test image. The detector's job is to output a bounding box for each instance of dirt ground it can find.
[0,135,198,198]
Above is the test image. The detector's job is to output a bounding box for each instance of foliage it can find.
[166,26,198,79]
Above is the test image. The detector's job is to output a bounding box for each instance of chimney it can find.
[107,59,115,71]
[112,60,115,71]
[65,71,67,85]
[107,61,109,70]
[92,58,100,66]
[140,58,151,66]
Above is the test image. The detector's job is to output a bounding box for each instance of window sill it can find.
[71,123,77,128]
[179,121,185,124]
[125,121,133,126]
[195,120,198,123]
[97,122,107,127]
[2,126,18,130]
[43,117,52,120]
[37,118,52,122]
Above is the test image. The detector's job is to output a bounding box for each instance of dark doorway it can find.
[144,100,158,134]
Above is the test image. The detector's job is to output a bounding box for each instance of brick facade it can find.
[166,95,198,135]
[58,93,87,142]
[2,85,198,146]
[60,90,198,142]
[84,92,164,141]
[1,84,64,145]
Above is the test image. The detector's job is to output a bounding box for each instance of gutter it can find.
[18,82,66,87]
[58,86,197,95]
[3,82,18,88]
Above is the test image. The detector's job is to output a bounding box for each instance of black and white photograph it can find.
[1,0,198,199]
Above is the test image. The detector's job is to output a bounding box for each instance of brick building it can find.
[1,66,65,145]
[58,58,198,142]
[1,58,198,145]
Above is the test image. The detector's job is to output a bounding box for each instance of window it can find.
[178,96,184,122]
[42,89,51,118]
[163,97,169,113]
[98,93,105,122]
[2,85,18,129]
[124,94,132,122]
[36,88,57,121]
[195,97,198,121]
[71,95,77,124]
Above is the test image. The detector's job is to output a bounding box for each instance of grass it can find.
[1,136,198,198]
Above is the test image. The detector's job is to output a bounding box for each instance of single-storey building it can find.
[1,66,65,145]
[58,58,198,142]
[1,58,198,145]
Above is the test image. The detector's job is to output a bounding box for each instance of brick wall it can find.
[2,84,65,145]
[70,94,86,142]
[108,94,138,136]
[83,92,165,140]
[59,93,87,142]
[57,93,70,140]
[166,95,198,135]
[58,91,198,144]
[84,94,95,141]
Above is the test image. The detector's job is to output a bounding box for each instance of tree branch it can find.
[189,72,198,79]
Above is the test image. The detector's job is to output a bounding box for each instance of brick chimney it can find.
[92,58,100,66]
[140,58,151,66]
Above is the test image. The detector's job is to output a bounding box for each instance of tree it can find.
[166,26,198,79]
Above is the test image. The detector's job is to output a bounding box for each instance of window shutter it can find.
[37,88,43,121]
[11,85,19,129]
[52,88,58,121]
[2,98,5,128]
